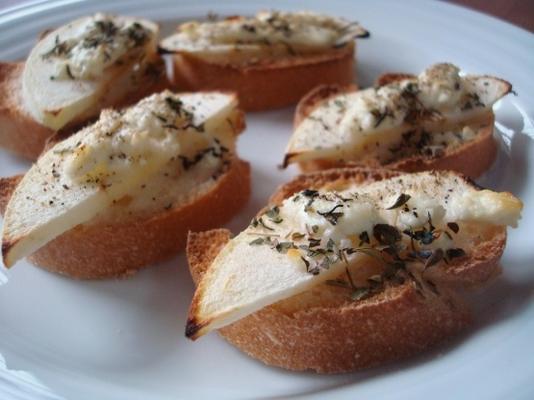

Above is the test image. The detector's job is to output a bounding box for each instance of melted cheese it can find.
[160,10,368,64]
[187,171,522,338]
[61,90,238,212]
[285,63,511,165]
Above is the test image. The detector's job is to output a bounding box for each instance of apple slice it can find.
[186,171,522,339]
[22,14,159,131]
[1,91,240,267]
[284,63,512,166]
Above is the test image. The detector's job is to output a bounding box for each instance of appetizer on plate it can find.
[0,13,168,159]
[160,10,368,111]
[283,63,512,177]
[0,90,250,279]
[185,167,522,373]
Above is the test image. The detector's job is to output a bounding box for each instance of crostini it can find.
[185,167,522,373]
[0,90,250,279]
[0,13,168,159]
[283,63,512,177]
[160,10,368,111]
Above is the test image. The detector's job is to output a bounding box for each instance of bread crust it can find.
[170,44,355,111]
[0,59,169,160]
[1,157,250,279]
[186,166,507,373]
[291,79,498,178]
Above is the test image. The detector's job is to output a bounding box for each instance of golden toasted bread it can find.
[0,60,167,160]
[285,64,512,177]
[293,82,497,177]
[170,47,355,111]
[0,89,250,279]
[0,14,170,159]
[0,157,250,279]
[161,11,369,111]
[186,167,513,373]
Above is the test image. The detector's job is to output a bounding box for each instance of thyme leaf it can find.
[386,193,411,210]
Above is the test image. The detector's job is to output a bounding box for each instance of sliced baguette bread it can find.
[0,14,169,160]
[0,157,249,279]
[160,11,368,111]
[185,167,520,373]
[0,91,250,279]
[293,84,497,177]
[284,63,512,177]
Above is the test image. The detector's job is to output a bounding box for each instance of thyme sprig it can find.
[317,204,344,225]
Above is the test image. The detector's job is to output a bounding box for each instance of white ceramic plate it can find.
[0,1,533,399]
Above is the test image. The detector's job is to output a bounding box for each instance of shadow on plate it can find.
[479,101,532,195]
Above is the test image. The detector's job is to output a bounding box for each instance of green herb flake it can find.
[447,222,460,234]
[386,193,411,210]
[249,237,265,246]
[275,242,295,254]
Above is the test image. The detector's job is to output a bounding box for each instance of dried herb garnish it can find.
[151,112,167,123]
[126,22,149,47]
[423,249,444,270]
[373,224,401,245]
[326,267,372,301]
[275,242,296,254]
[461,92,485,110]
[302,189,320,212]
[241,23,256,33]
[178,144,227,170]
[165,97,190,117]
[41,35,72,59]
[447,222,460,234]
[326,238,335,251]
[95,19,118,37]
[300,256,312,273]
[249,237,266,245]
[265,206,283,224]
[291,232,305,240]
[386,193,411,210]
[250,216,274,231]
[317,204,344,225]
[371,107,394,128]
[302,189,318,197]
[403,213,440,246]
[308,238,322,248]
[163,97,203,130]
[65,64,74,79]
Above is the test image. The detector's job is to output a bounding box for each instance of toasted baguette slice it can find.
[286,64,512,177]
[0,156,250,279]
[0,60,168,160]
[294,83,497,177]
[186,167,513,373]
[168,47,355,112]
[161,11,369,111]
